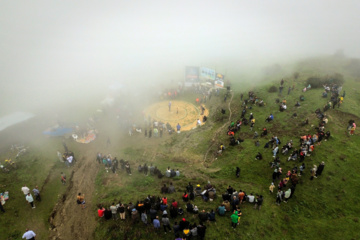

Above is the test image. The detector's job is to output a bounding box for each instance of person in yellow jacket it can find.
[269,182,275,193]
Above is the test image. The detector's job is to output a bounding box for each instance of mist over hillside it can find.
[1,1,359,116]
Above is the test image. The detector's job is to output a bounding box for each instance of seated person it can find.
[195,185,202,196]
[281,145,289,155]
[182,192,189,202]
[222,192,231,201]
[300,95,305,101]
[217,204,226,216]
[265,114,274,122]
[255,152,262,160]
[178,207,184,215]
[161,184,168,194]
[208,189,216,201]
[261,128,268,137]
[295,101,301,107]
[138,165,143,173]
[301,118,309,126]
[322,91,328,98]
[235,137,244,145]
[217,144,225,154]
[288,151,297,161]
[325,131,331,141]
[208,210,216,221]
[193,205,199,214]
[229,137,236,146]
[202,115,207,122]
[186,202,194,213]
[247,193,255,203]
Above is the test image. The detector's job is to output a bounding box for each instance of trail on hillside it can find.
[48,148,98,240]
[203,91,234,162]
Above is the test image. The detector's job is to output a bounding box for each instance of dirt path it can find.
[203,91,234,161]
[48,147,98,240]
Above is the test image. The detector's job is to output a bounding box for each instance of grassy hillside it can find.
[1,56,359,240]
[91,58,360,240]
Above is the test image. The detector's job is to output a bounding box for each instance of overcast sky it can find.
[0,0,359,113]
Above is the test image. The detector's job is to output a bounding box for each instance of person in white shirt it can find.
[22,229,36,239]
[25,193,35,209]
[21,185,30,195]
[197,119,201,127]
[66,155,73,167]
[247,193,255,203]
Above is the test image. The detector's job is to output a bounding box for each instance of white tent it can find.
[0,112,35,131]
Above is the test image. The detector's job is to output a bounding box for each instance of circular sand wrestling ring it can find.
[144,101,209,131]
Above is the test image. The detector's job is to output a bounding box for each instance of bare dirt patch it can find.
[48,149,99,240]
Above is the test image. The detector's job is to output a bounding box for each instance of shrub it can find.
[324,73,345,86]
[306,77,323,88]
[268,85,278,93]
[306,73,345,88]
[293,72,299,79]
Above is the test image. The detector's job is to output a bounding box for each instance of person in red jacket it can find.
[182,192,189,202]
[98,205,105,217]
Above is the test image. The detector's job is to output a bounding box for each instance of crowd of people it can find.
[95,180,266,239]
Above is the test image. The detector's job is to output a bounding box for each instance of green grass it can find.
[92,57,360,240]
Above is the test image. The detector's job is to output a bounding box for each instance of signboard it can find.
[215,73,225,88]
[200,67,216,80]
[185,66,199,87]
[215,73,225,80]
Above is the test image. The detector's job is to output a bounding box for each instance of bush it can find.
[306,73,344,88]
[268,85,278,93]
[324,73,345,86]
[293,72,300,79]
[306,77,323,88]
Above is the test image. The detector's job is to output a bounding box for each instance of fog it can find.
[1,0,359,115]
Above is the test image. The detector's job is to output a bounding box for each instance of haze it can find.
[1,0,359,114]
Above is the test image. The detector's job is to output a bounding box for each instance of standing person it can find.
[0,200,5,213]
[255,195,263,210]
[153,216,161,231]
[22,229,36,240]
[236,167,240,178]
[77,193,86,209]
[176,123,181,133]
[61,172,66,185]
[288,87,291,95]
[141,211,148,225]
[143,163,148,176]
[169,101,172,111]
[118,203,125,220]
[125,162,132,175]
[310,165,317,180]
[316,162,325,177]
[299,163,305,176]
[162,215,172,234]
[149,129,152,138]
[21,185,30,195]
[32,186,41,202]
[231,210,238,229]
[273,145,279,158]
[110,203,118,220]
[276,189,283,206]
[197,222,207,240]
[26,193,35,209]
